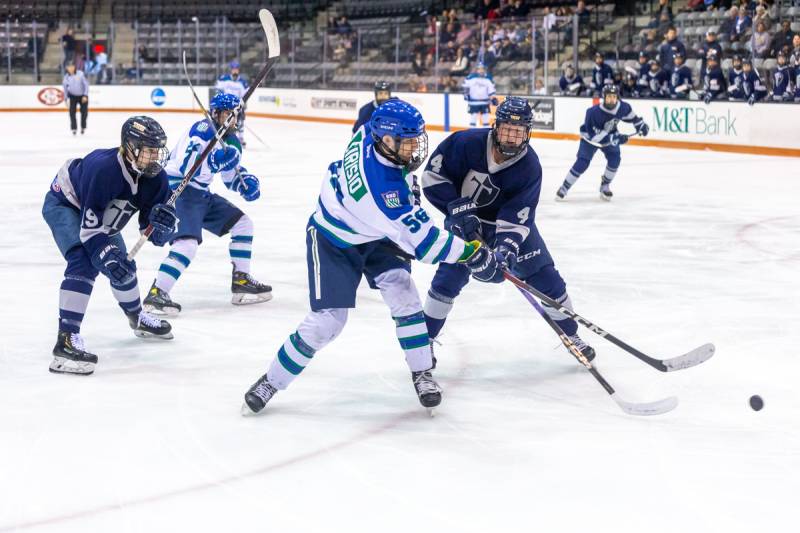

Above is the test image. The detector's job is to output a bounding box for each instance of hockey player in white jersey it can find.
[215,60,249,145]
[462,64,498,127]
[242,100,502,415]
[143,93,271,315]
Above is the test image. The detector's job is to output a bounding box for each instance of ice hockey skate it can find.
[50,331,98,375]
[242,373,278,415]
[231,266,273,305]
[567,333,596,363]
[412,369,442,415]
[599,178,613,201]
[143,282,182,316]
[127,310,174,339]
[555,185,569,201]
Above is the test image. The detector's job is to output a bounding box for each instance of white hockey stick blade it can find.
[611,393,678,416]
[259,9,280,58]
[662,343,715,372]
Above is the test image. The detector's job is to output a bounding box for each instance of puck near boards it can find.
[749,395,764,411]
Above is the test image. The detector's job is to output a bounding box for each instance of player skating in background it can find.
[242,100,502,415]
[556,84,649,201]
[352,80,393,133]
[144,93,271,315]
[42,116,179,375]
[421,97,596,364]
[215,60,249,146]
[463,63,497,127]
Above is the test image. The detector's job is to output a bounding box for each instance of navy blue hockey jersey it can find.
[703,67,727,98]
[580,101,643,147]
[591,63,615,92]
[421,128,541,248]
[670,65,693,97]
[772,65,793,99]
[50,148,170,258]
[352,101,377,133]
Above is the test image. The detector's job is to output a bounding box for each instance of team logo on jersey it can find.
[197,122,208,132]
[461,170,499,207]
[381,190,401,209]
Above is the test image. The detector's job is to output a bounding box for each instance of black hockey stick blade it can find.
[259,9,280,58]
[660,343,716,372]
[612,393,678,416]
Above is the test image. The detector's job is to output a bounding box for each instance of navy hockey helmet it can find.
[492,96,533,158]
[373,80,392,105]
[601,84,620,110]
[370,99,428,171]
[120,116,168,178]
[638,50,649,62]
[777,49,788,65]
[673,51,684,64]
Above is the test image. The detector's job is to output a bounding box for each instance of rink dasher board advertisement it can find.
[1,85,798,156]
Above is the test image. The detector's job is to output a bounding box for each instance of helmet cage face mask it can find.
[374,130,429,172]
[124,141,169,178]
[492,121,530,158]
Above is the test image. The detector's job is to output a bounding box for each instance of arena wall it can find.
[1,85,798,157]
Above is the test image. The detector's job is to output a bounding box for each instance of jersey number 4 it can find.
[402,209,430,233]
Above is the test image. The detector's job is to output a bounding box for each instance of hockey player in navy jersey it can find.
[42,116,179,375]
[727,55,746,100]
[770,50,794,102]
[590,52,615,96]
[669,52,693,99]
[242,100,500,414]
[557,85,648,201]
[144,93,271,315]
[422,97,595,364]
[558,63,586,96]
[463,64,498,127]
[739,58,768,105]
[644,59,670,98]
[352,80,393,133]
[215,60,249,145]
[702,51,727,103]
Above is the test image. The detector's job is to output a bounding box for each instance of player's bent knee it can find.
[374,268,423,317]
[524,264,567,299]
[63,246,99,279]
[571,156,591,175]
[297,308,348,350]
[230,214,253,236]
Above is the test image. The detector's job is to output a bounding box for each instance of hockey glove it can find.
[635,121,649,137]
[208,145,241,173]
[444,197,481,240]
[494,236,519,270]
[490,97,499,106]
[747,93,756,106]
[609,133,629,147]
[93,244,137,285]
[232,173,261,202]
[461,241,503,283]
[148,203,178,247]
[703,92,713,104]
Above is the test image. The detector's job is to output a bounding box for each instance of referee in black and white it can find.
[62,62,89,135]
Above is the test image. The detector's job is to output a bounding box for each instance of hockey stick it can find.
[502,268,714,372]
[510,278,678,416]
[244,123,271,150]
[127,8,280,260]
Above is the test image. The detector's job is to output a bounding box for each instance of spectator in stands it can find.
[752,5,770,30]
[731,7,751,42]
[336,16,352,36]
[750,20,772,58]
[699,29,723,78]
[62,63,89,135]
[412,52,427,76]
[450,47,470,77]
[656,0,673,21]
[61,28,75,69]
[500,36,519,60]
[659,26,686,70]
[474,0,497,20]
[656,11,672,39]
[507,0,530,20]
[790,34,800,67]
[94,45,109,84]
[533,79,547,95]
[543,7,557,31]
[721,7,739,40]
[771,21,795,58]
[456,23,473,45]
[441,21,456,47]
[137,44,151,63]
[640,28,659,54]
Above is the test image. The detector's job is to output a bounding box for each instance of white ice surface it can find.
[0,112,798,533]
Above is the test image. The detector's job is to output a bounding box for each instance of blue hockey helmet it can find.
[492,96,533,158]
[120,115,168,178]
[230,60,240,70]
[369,99,428,171]
[210,92,241,128]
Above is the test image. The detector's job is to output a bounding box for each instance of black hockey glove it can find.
[494,236,519,270]
[635,121,649,137]
[462,241,503,284]
[148,203,179,247]
[445,197,481,240]
[93,244,137,285]
[703,92,713,104]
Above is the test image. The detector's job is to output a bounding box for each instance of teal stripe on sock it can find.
[167,251,191,267]
[277,346,304,375]
[399,334,430,350]
[289,333,314,359]
[159,264,182,280]
[229,249,252,259]
[232,235,253,243]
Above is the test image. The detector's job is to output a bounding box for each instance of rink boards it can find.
[1,84,798,157]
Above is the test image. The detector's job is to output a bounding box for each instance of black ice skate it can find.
[127,310,174,339]
[599,178,613,201]
[50,331,98,375]
[143,282,182,316]
[231,266,273,305]
[412,369,442,414]
[242,373,278,415]
[567,334,596,363]
[555,185,569,201]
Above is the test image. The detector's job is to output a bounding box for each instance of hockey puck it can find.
[749,395,764,411]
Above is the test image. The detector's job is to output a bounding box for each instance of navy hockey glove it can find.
[490,97,499,106]
[208,145,241,173]
[445,197,481,240]
[93,244,137,285]
[232,173,261,202]
[461,241,503,283]
[148,203,178,247]
[747,93,756,106]
[609,133,629,147]
[494,236,519,270]
[703,92,713,104]
[635,121,649,137]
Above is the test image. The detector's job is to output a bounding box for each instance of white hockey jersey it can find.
[463,74,496,105]
[310,127,472,265]
[164,119,242,191]
[215,74,248,100]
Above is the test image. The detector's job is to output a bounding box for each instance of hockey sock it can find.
[155,238,198,293]
[229,215,254,273]
[602,165,618,183]
[267,331,317,390]
[542,293,579,336]
[423,288,455,339]
[562,169,581,190]
[470,113,478,126]
[111,276,142,316]
[394,311,432,372]
[59,275,94,334]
